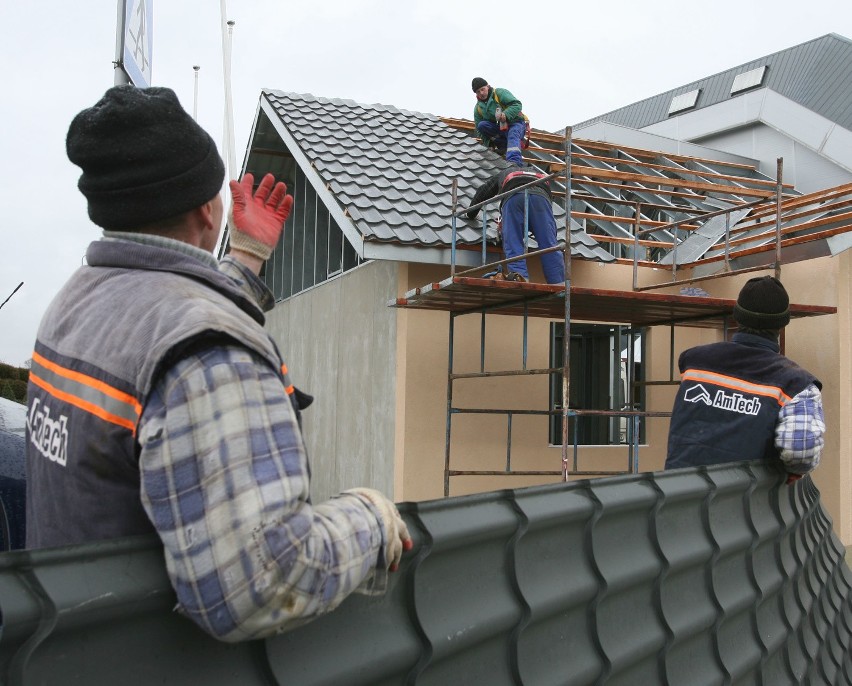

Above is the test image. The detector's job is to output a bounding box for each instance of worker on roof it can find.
[25,85,411,642]
[666,276,824,483]
[471,77,529,165]
[467,163,565,284]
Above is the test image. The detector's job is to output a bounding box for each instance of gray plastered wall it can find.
[264,260,399,501]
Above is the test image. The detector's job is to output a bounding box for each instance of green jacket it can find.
[473,86,523,146]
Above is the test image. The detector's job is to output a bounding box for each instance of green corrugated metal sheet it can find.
[1,462,851,685]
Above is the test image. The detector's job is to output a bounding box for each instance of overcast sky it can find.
[0,0,849,366]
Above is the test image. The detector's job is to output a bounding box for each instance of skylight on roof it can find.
[731,66,767,94]
[668,89,700,115]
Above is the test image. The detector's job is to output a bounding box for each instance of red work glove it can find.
[228,172,293,260]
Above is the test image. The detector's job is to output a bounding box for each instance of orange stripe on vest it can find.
[30,373,138,433]
[32,351,142,415]
[681,369,791,405]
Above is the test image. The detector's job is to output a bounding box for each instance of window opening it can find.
[549,323,646,445]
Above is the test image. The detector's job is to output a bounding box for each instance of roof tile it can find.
[263,90,614,262]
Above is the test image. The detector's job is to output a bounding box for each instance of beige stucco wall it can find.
[394,255,852,545]
[264,260,400,503]
[396,260,687,501]
[781,254,851,544]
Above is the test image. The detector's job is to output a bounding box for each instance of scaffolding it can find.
[393,127,839,497]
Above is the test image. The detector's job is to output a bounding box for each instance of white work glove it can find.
[344,488,412,572]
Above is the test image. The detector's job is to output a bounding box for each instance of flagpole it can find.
[220,3,237,181]
[113,0,130,85]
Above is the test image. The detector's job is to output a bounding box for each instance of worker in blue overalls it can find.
[467,164,565,284]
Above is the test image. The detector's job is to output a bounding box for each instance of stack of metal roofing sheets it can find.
[1,462,850,685]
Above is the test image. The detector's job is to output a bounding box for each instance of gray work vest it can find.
[25,239,294,549]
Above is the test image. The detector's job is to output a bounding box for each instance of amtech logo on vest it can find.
[683,383,762,416]
[27,398,69,466]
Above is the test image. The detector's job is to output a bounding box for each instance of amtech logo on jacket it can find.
[27,397,69,466]
[682,381,762,416]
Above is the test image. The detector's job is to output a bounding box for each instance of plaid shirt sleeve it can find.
[137,345,389,642]
[217,255,275,312]
[775,383,825,475]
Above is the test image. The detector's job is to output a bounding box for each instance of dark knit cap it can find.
[733,276,791,330]
[471,77,488,91]
[66,86,225,230]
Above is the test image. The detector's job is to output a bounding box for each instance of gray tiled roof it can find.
[262,90,614,262]
[576,33,852,132]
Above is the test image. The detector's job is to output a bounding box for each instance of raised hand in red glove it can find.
[228,172,293,261]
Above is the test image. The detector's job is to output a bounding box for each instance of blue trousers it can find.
[476,120,526,165]
[502,193,565,284]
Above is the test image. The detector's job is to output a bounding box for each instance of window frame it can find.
[549,322,646,446]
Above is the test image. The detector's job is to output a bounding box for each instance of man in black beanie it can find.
[666,276,824,482]
[26,85,411,642]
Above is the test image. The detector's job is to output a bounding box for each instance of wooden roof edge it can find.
[439,116,760,172]
[564,151,794,191]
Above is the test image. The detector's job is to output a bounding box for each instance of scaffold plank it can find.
[391,276,836,328]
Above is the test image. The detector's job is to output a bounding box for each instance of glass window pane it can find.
[302,179,317,289]
[281,203,294,300]
[328,217,343,276]
[290,170,305,294]
[270,227,284,301]
[314,204,329,284]
[343,235,359,272]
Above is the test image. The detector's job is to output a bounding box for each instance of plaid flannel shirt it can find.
[775,382,825,474]
[131,239,388,642]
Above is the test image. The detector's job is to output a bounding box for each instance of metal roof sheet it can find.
[2,463,850,684]
[576,34,852,132]
[260,90,615,262]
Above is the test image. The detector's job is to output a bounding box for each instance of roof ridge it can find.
[262,88,438,120]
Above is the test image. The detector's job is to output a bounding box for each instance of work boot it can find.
[482,269,505,280]
[504,272,528,283]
